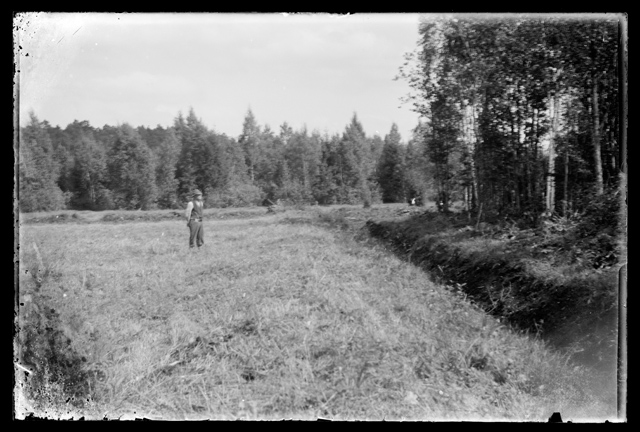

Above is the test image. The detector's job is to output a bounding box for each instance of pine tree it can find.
[377,123,405,203]
[18,112,66,212]
[154,128,180,209]
[282,126,318,203]
[174,108,218,201]
[340,114,373,205]
[312,134,341,205]
[238,108,262,183]
[107,124,157,210]
[403,123,434,205]
[70,135,110,210]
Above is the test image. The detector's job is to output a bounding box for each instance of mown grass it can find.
[19,206,274,225]
[15,207,619,421]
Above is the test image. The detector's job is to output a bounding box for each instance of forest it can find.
[18,16,624,228]
[18,109,405,212]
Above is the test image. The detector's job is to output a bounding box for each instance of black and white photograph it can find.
[13,12,627,421]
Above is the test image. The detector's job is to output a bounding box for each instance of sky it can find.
[15,12,424,142]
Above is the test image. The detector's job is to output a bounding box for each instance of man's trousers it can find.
[188,219,204,248]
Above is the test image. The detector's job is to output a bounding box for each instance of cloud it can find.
[17,13,422,139]
[234,17,390,65]
[92,71,196,97]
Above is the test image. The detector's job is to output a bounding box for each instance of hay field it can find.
[15,208,617,421]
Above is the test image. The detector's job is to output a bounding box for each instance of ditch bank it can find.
[365,214,619,374]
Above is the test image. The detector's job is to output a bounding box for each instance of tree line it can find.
[18,109,418,212]
[396,15,623,221]
[18,16,624,223]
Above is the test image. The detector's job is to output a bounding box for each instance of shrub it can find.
[19,295,93,410]
[574,190,620,241]
[207,183,264,208]
[19,184,67,213]
[564,189,622,268]
[17,253,95,413]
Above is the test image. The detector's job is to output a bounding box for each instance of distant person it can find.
[185,189,205,249]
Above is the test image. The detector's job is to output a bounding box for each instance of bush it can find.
[207,183,264,208]
[574,190,621,240]
[19,184,67,213]
[94,187,115,211]
[565,189,622,268]
[17,253,95,412]
[155,191,180,210]
[19,297,93,410]
[274,187,314,206]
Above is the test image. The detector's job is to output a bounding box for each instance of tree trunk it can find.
[469,102,480,210]
[302,159,308,190]
[463,186,468,212]
[525,141,532,207]
[562,141,569,217]
[90,180,96,206]
[516,83,523,212]
[592,78,604,195]
[546,94,559,214]
[532,108,540,206]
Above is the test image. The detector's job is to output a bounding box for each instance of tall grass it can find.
[16,209,618,420]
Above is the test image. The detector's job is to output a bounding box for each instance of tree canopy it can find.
[18,16,624,222]
[19,108,412,211]
[396,15,623,220]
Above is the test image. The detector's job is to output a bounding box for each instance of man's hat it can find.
[193,189,202,197]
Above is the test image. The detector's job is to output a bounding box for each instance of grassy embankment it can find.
[15,205,619,420]
[365,198,623,361]
[365,195,624,414]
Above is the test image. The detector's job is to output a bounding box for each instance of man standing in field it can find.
[185,189,205,249]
